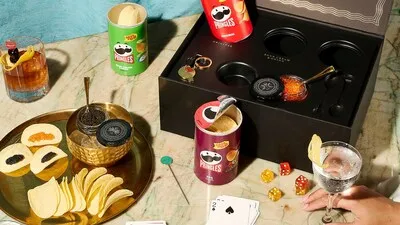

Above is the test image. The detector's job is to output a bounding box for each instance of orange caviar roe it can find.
[28,132,55,142]
[281,75,308,101]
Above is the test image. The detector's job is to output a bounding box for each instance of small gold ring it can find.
[194,56,212,70]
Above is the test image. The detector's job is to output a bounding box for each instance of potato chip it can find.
[307,134,324,167]
[62,177,74,211]
[207,115,237,133]
[75,168,88,193]
[86,174,114,201]
[87,177,123,215]
[117,5,139,26]
[54,183,69,217]
[83,167,107,196]
[241,2,247,14]
[60,178,70,211]
[69,177,86,212]
[242,11,250,22]
[27,177,60,219]
[234,0,244,13]
[99,177,124,211]
[98,189,133,218]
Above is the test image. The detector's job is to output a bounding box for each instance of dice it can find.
[295,175,309,195]
[279,162,291,176]
[260,169,275,183]
[268,187,282,202]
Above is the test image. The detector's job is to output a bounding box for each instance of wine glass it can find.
[308,141,362,224]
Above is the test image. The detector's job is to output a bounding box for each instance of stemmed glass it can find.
[308,141,362,224]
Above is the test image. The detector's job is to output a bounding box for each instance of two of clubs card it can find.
[207,195,260,225]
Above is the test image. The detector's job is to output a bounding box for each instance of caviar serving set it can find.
[159,1,386,172]
[0,78,153,224]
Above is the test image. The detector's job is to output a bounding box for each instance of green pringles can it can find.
[107,3,148,76]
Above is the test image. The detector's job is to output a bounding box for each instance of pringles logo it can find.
[211,5,235,29]
[124,33,137,42]
[113,43,134,64]
[199,150,222,173]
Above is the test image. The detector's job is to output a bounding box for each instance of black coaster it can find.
[250,77,284,101]
[96,119,132,147]
[264,28,307,57]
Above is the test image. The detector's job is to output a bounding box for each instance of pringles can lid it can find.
[194,95,237,130]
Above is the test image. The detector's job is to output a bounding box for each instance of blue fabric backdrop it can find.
[0,0,202,44]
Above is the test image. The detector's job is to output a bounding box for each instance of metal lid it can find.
[250,77,284,101]
[96,119,132,147]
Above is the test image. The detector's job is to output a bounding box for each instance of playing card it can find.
[217,195,260,225]
[207,199,251,225]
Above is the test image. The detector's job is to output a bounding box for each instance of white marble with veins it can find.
[0,5,400,225]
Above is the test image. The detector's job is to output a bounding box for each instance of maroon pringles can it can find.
[194,96,243,185]
[200,0,253,43]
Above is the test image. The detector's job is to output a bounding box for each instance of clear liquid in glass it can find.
[313,145,362,193]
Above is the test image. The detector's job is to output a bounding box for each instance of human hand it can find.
[302,185,400,225]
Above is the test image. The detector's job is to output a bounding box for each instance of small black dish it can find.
[264,27,307,57]
[250,77,284,101]
[318,40,363,72]
[217,61,258,87]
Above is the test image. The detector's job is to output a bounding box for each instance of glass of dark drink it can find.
[0,36,49,102]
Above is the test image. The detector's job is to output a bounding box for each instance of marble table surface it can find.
[1,6,400,225]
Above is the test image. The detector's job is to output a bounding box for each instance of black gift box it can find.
[158,0,393,172]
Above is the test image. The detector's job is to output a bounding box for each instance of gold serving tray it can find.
[0,107,154,225]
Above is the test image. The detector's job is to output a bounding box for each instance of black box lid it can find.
[256,0,393,36]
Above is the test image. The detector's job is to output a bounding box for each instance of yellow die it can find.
[296,187,308,195]
[260,169,275,183]
[268,187,282,202]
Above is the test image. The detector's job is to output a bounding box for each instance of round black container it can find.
[264,27,307,57]
[250,77,284,101]
[217,62,258,87]
[319,40,363,72]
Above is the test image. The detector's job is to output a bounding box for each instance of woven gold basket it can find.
[66,103,134,167]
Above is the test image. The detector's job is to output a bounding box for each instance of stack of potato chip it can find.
[27,167,133,219]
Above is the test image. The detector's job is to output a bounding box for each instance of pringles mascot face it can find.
[211,5,232,22]
[200,0,253,43]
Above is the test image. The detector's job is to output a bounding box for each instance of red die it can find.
[279,162,291,176]
[295,175,309,195]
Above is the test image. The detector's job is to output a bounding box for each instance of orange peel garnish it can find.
[0,46,35,71]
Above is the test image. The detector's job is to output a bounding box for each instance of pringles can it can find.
[107,3,148,76]
[194,96,243,185]
[200,0,253,43]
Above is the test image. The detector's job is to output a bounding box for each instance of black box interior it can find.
[158,6,383,172]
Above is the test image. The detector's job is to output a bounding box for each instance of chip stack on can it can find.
[200,0,253,43]
[194,96,243,185]
[107,3,148,76]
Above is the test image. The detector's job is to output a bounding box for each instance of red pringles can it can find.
[200,0,253,43]
[194,96,243,185]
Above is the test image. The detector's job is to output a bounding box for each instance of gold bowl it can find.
[66,103,134,167]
